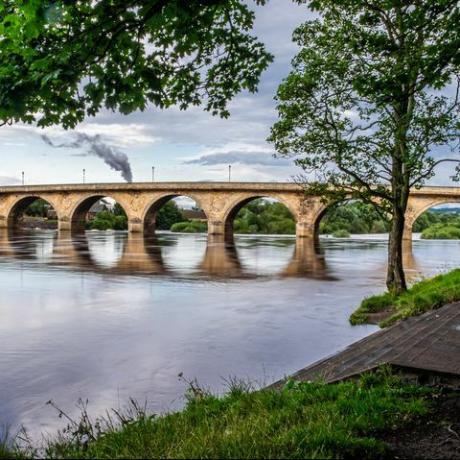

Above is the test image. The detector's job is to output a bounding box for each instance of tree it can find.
[25,198,49,217]
[0,1,272,128]
[156,201,185,230]
[269,1,460,293]
[113,202,126,217]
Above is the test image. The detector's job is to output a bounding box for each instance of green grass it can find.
[350,268,460,327]
[2,370,432,459]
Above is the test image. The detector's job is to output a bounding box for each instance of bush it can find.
[156,201,186,230]
[332,229,350,238]
[170,221,207,233]
[233,199,295,234]
[421,224,460,239]
[87,211,128,230]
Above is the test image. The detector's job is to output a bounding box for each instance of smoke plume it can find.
[41,133,133,182]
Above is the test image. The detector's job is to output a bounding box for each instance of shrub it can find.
[332,229,350,238]
[170,221,207,233]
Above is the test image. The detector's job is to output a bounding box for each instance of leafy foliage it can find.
[320,201,389,235]
[233,199,296,234]
[170,220,207,233]
[413,209,460,239]
[155,201,185,230]
[24,198,50,217]
[87,211,127,231]
[421,224,460,239]
[269,0,460,293]
[0,1,272,127]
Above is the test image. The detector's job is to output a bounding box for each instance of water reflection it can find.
[2,230,460,440]
[0,230,335,280]
[198,236,244,278]
[281,237,334,280]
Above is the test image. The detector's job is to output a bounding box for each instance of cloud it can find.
[76,123,158,147]
[185,151,290,166]
[183,142,294,167]
[41,133,133,182]
[0,175,22,185]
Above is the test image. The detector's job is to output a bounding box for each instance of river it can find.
[0,230,458,440]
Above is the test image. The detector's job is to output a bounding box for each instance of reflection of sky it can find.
[86,232,125,268]
[1,232,460,442]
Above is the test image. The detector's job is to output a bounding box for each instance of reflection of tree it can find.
[402,240,422,283]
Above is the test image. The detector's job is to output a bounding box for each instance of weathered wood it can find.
[271,302,460,387]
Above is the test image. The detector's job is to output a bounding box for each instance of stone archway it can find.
[221,193,301,241]
[141,193,208,233]
[6,195,60,229]
[404,196,460,241]
[68,194,132,232]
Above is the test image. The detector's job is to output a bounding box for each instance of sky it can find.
[0,0,308,186]
[0,0,458,187]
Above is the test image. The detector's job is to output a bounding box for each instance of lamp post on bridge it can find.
[21,171,24,185]
[83,168,86,184]
[152,166,155,182]
[228,164,232,182]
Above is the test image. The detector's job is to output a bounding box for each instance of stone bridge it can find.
[0,182,458,240]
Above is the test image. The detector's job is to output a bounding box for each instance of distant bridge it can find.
[0,182,458,240]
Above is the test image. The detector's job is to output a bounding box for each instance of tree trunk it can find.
[386,204,407,294]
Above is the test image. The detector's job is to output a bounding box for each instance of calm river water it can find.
[1,230,459,439]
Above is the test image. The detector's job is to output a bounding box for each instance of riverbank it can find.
[350,268,460,327]
[1,369,450,459]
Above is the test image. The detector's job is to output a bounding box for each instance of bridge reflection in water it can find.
[0,230,336,280]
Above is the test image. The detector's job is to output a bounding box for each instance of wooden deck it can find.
[272,302,460,387]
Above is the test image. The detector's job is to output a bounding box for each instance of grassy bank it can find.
[2,370,432,459]
[350,269,460,327]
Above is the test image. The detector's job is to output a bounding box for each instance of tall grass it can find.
[2,369,431,459]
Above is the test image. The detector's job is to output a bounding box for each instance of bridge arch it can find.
[405,196,460,241]
[69,194,131,232]
[141,193,208,233]
[6,195,60,229]
[222,194,298,240]
[311,197,390,241]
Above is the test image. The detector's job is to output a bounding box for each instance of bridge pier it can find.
[128,218,143,233]
[207,220,225,238]
[296,221,316,239]
[58,217,71,232]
